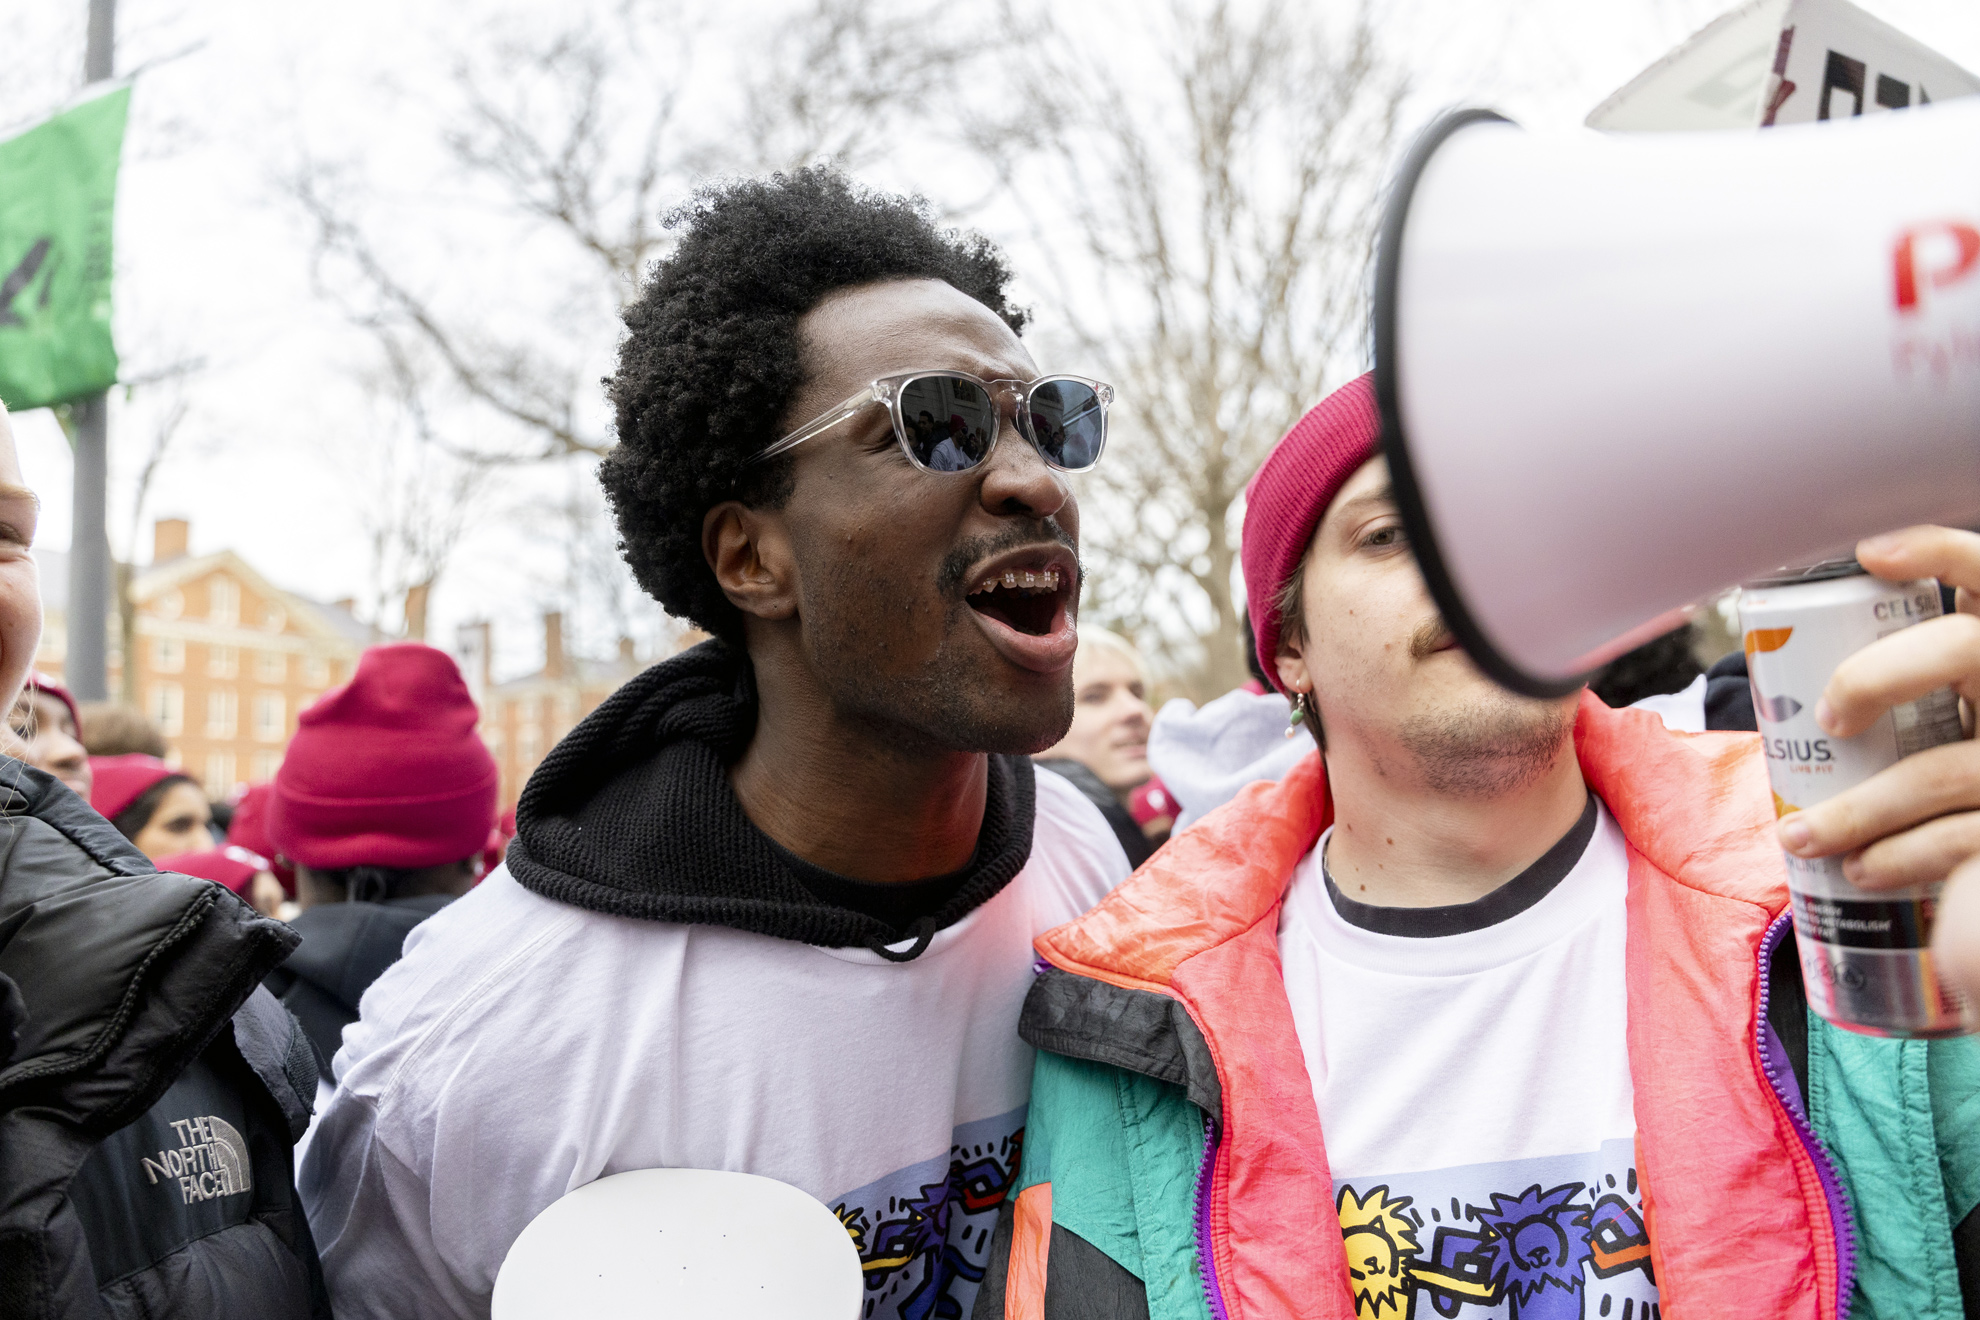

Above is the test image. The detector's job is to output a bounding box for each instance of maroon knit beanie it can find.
[270,643,498,871]
[90,754,180,821]
[228,782,296,897]
[28,672,81,739]
[1241,373,1382,691]
[157,845,271,900]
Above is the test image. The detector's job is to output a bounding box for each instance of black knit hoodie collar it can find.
[507,639,1036,961]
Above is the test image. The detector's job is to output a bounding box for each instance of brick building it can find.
[39,521,674,807]
[37,519,377,796]
[458,613,653,809]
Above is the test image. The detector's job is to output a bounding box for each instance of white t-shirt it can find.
[1278,798,1661,1320]
[300,769,1129,1320]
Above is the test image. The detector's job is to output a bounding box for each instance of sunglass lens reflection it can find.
[1026,381,1105,470]
[898,377,998,472]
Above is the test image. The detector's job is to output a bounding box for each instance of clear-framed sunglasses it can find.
[753,371,1114,474]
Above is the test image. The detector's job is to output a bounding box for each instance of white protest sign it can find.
[491,1168,863,1320]
[1587,0,1980,132]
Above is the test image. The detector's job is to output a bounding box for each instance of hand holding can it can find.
[1771,526,1980,1031]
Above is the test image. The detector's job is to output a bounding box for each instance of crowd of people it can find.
[2,164,1980,1320]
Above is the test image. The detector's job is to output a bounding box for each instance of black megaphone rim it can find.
[1373,106,1595,701]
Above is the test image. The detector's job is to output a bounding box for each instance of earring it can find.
[1286,690,1309,739]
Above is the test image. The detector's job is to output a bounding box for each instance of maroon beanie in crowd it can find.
[90,754,180,822]
[1240,373,1382,691]
[270,643,498,872]
[228,782,296,896]
[157,844,271,900]
[28,672,81,738]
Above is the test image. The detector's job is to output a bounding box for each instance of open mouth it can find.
[966,567,1065,637]
[962,553,1079,675]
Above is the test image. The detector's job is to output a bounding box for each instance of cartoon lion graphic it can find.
[1337,1184,1421,1318]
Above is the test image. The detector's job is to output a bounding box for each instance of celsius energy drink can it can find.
[1740,560,1974,1038]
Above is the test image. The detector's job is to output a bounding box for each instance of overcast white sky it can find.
[4,0,1978,680]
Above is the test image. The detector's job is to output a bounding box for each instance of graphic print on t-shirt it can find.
[831,1108,1024,1320]
[1334,1139,1659,1320]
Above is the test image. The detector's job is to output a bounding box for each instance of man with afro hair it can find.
[301,167,1132,1319]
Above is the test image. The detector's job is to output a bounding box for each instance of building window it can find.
[252,750,282,781]
[263,604,286,633]
[209,578,239,627]
[520,724,541,766]
[155,589,184,620]
[485,728,505,763]
[253,692,284,742]
[304,654,329,686]
[256,650,286,682]
[152,637,184,673]
[204,751,236,797]
[206,690,238,738]
[150,683,183,736]
[208,644,238,678]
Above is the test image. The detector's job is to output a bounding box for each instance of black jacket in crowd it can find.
[1034,759,1153,869]
[0,759,329,1319]
[265,892,453,1083]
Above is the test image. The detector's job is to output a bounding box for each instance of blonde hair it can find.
[1076,628,1146,683]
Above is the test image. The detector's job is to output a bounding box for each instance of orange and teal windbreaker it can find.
[973,694,1980,1320]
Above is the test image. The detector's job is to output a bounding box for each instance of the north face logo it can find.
[139,1116,252,1204]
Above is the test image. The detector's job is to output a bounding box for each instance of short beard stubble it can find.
[1394,615,1575,798]
[1396,693,1576,798]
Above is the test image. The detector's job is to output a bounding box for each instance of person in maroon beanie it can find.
[0,671,91,799]
[157,843,287,918]
[89,752,212,860]
[261,642,497,1083]
[980,376,1980,1318]
[229,781,298,899]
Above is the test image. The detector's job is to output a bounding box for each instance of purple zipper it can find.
[1193,1110,1233,1320]
[1756,910,1858,1318]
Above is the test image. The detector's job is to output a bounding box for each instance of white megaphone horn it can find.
[1373,99,1980,698]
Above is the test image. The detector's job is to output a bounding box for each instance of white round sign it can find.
[491,1168,862,1320]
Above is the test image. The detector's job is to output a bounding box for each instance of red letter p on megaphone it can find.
[1895,221,1980,312]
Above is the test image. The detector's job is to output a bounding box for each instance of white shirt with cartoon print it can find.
[1278,797,1662,1320]
[300,768,1129,1320]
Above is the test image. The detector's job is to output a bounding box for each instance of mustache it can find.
[937,519,1080,597]
[1409,618,1453,660]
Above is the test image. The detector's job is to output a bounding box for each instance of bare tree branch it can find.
[279,0,1010,650]
[286,0,1003,477]
[983,0,1407,696]
[351,344,496,638]
[737,0,991,183]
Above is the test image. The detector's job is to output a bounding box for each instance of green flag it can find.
[0,85,129,411]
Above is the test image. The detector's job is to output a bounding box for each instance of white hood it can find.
[1148,687,1316,832]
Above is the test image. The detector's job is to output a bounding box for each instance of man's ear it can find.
[703,501,797,622]
[1273,638,1311,697]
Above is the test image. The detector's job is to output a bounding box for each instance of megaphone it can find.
[1374,99,1980,697]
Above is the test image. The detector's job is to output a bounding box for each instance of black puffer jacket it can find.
[0,758,329,1319]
